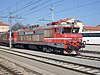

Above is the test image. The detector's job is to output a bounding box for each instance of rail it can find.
[0,63,22,75]
[80,50,100,54]
[0,47,100,75]
[75,54,100,61]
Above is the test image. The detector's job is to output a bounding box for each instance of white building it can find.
[0,22,9,33]
[57,18,84,33]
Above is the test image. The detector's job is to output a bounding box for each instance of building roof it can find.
[84,26,100,31]
[0,22,8,26]
[56,18,73,23]
[47,18,74,25]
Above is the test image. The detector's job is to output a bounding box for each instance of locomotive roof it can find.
[18,23,80,32]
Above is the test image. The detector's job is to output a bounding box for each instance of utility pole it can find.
[9,12,12,48]
[0,12,25,48]
[49,4,54,22]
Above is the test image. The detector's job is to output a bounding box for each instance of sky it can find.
[0,0,100,26]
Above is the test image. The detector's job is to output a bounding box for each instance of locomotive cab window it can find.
[63,28,71,33]
[62,28,79,34]
[58,28,62,34]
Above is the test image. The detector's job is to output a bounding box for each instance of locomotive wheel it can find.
[28,44,37,49]
[46,47,52,53]
[43,46,47,52]
[20,45,24,49]
[14,44,19,48]
[58,49,64,54]
[54,48,62,54]
[49,47,54,52]
[43,46,52,53]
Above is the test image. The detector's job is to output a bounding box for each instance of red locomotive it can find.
[0,19,85,55]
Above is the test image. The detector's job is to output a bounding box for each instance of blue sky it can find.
[0,0,100,26]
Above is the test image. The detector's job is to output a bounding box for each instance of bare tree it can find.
[12,22,23,31]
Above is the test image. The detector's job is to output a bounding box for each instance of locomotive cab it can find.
[53,26,83,54]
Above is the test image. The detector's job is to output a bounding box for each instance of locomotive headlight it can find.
[78,39,82,42]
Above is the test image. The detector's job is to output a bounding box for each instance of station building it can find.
[83,26,100,32]
[47,18,84,33]
[0,22,9,33]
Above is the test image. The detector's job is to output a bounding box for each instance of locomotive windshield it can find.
[58,27,79,34]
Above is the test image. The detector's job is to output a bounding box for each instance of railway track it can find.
[0,48,43,75]
[0,47,100,75]
[75,54,100,61]
[0,65,12,75]
[0,46,100,62]
[0,56,42,75]
[80,50,100,54]
[1,46,100,62]
[77,50,100,61]
[0,63,22,75]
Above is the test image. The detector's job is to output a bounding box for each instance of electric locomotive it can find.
[12,20,84,55]
[0,19,85,55]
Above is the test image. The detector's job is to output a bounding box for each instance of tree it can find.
[11,22,23,31]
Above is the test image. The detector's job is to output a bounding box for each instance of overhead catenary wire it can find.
[27,0,66,16]
[18,0,52,16]
[9,0,66,21]
[19,0,100,23]
[19,0,67,18]
[42,0,100,21]
[12,0,42,14]
[1,0,100,26]
[55,0,100,15]
[18,0,65,23]
[0,0,24,15]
